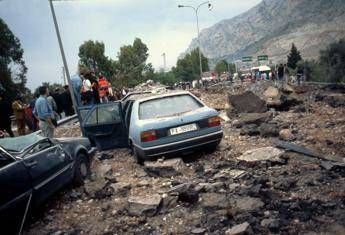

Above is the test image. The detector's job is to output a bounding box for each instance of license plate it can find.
[170,123,197,135]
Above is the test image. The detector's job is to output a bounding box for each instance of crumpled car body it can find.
[0,133,95,234]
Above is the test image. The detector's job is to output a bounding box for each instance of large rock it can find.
[110,182,131,197]
[259,123,279,137]
[237,147,284,162]
[240,124,259,136]
[127,194,162,217]
[231,197,265,213]
[144,158,185,177]
[233,113,272,128]
[264,86,280,99]
[228,91,267,113]
[225,222,252,235]
[279,129,296,141]
[84,179,113,199]
[200,193,229,210]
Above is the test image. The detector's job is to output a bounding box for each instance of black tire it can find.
[132,147,145,165]
[74,153,91,186]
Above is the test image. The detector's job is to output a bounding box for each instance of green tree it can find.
[214,60,236,74]
[320,39,345,83]
[173,48,209,81]
[78,40,114,78]
[0,18,28,100]
[287,43,302,69]
[116,38,150,87]
[153,70,180,86]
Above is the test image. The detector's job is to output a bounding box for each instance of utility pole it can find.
[62,66,67,85]
[49,0,78,113]
[162,53,166,72]
[178,1,212,80]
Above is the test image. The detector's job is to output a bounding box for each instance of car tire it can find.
[132,147,145,165]
[74,153,90,186]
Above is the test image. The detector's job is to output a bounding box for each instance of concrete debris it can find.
[279,129,296,141]
[127,194,162,217]
[233,112,272,128]
[231,196,265,213]
[200,193,229,210]
[228,91,267,113]
[144,158,185,177]
[26,81,345,235]
[237,147,285,162]
[225,222,252,235]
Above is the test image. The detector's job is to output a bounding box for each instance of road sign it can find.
[258,55,268,61]
[242,56,253,62]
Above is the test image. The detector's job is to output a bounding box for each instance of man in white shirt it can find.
[81,75,93,105]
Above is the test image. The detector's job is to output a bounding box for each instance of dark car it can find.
[78,91,223,163]
[0,133,95,234]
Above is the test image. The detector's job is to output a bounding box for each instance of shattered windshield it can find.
[0,133,45,152]
[139,94,203,120]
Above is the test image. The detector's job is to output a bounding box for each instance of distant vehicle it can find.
[79,91,223,163]
[0,133,95,234]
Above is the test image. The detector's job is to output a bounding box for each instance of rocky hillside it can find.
[185,0,345,64]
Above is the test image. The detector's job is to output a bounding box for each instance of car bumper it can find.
[134,130,223,158]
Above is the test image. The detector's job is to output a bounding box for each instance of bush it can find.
[320,39,345,83]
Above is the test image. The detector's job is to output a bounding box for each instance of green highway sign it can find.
[242,56,253,62]
[258,55,268,61]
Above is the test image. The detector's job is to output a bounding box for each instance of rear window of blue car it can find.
[139,94,203,120]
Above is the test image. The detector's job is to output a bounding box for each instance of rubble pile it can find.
[24,81,345,234]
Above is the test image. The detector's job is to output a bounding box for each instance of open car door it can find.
[80,102,128,150]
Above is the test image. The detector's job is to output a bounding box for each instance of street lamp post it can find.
[178,1,212,80]
[48,0,78,113]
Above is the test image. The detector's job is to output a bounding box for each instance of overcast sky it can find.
[0,0,261,90]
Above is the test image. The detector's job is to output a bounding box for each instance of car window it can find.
[28,139,54,155]
[139,94,203,120]
[0,133,45,152]
[85,104,121,126]
[0,150,14,169]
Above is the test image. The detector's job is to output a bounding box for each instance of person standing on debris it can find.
[0,93,14,137]
[71,74,82,107]
[61,85,74,116]
[12,95,26,136]
[284,64,289,84]
[277,64,284,86]
[47,92,59,121]
[80,74,93,105]
[89,72,100,104]
[33,86,56,138]
[296,66,304,85]
[98,74,109,103]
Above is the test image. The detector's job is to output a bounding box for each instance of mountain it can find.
[184,0,345,65]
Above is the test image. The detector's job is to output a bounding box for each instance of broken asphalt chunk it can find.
[127,194,162,217]
[144,158,185,177]
[237,147,284,163]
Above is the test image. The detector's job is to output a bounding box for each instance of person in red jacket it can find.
[98,74,109,103]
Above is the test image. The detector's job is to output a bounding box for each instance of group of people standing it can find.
[0,85,74,138]
[71,71,115,106]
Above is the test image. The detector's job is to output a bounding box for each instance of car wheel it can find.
[74,153,90,186]
[132,147,144,165]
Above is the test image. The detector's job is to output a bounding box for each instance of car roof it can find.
[125,90,193,103]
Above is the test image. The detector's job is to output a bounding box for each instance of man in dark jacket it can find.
[60,85,75,116]
[0,93,14,137]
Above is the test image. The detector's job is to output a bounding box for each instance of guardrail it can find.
[57,114,78,126]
